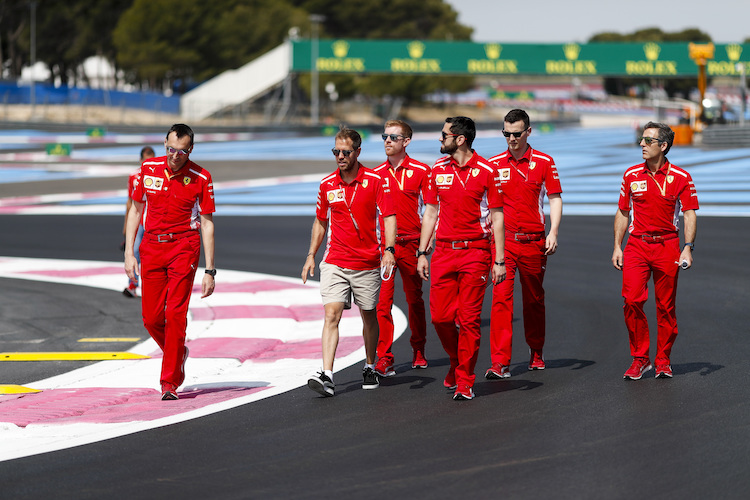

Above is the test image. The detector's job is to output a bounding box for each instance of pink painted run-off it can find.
[190,304,360,322]
[149,336,364,363]
[19,266,125,278]
[0,386,270,427]
[191,280,309,294]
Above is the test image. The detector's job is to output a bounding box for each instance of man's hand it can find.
[201,273,215,298]
[302,255,315,284]
[417,255,429,281]
[612,247,624,271]
[544,232,558,255]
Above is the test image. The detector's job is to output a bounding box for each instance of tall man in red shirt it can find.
[125,124,216,400]
[372,120,431,377]
[417,116,506,401]
[303,128,396,397]
[486,109,563,379]
[613,122,698,380]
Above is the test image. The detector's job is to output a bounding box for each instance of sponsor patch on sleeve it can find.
[143,175,164,191]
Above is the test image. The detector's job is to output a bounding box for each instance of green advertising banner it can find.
[291,40,750,77]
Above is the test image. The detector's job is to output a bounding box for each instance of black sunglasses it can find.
[332,148,355,157]
[502,128,529,138]
[382,134,405,142]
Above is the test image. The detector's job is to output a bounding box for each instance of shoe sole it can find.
[362,383,379,390]
[375,370,396,377]
[528,365,545,371]
[161,391,178,400]
[412,363,428,369]
[307,379,334,397]
[453,393,474,400]
[485,370,511,380]
[655,372,673,379]
[623,364,653,380]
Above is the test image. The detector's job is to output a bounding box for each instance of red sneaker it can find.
[528,349,545,370]
[485,363,511,379]
[374,357,395,377]
[655,362,673,379]
[412,349,428,369]
[623,358,653,380]
[161,383,179,400]
[453,385,475,400]
[443,367,457,389]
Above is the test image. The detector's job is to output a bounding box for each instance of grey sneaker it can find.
[308,371,335,397]
[362,367,379,390]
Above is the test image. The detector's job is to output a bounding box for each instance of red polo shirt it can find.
[316,164,395,270]
[618,160,699,236]
[133,156,215,234]
[373,154,431,240]
[425,151,503,242]
[489,146,562,233]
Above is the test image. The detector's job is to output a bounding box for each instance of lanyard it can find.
[451,164,469,190]
[389,166,407,191]
[340,182,362,240]
[647,164,671,197]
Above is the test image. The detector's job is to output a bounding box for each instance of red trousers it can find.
[376,239,427,362]
[429,246,491,388]
[139,233,200,387]
[622,236,680,364]
[490,238,547,365]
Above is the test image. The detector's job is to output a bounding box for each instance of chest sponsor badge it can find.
[631,181,647,193]
[499,168,511,181]
[435,174,454,186]
[143,175,164,190]
[326,188,345,203]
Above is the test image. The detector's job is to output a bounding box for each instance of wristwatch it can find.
[683,243,694,251]
[385,246,395,254]
[416,249,429,258]
[205,269,217,277]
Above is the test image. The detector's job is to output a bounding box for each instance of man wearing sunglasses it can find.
[485,109,563,379]
[303,128,396,396]
[417,116,506,401]
[613,122,698,380]
[124,123,216,400]
[372,120,431,378]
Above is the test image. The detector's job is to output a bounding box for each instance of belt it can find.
[507,231,545,242]
[436,239,490,250]
[638,232,678,242]
[144,231,198,243]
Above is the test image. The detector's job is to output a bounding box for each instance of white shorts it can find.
[319,261,381,311]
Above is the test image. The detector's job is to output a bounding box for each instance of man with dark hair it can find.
[613,121,698,380]
[125,124,216,400]
[486,109,563,379]
[372,119,431,377]
[417,116,506,401]
[303,127,396,397]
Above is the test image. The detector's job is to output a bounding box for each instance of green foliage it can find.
[589,27,713,98]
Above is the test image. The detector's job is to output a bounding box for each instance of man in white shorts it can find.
[302,128,396,397]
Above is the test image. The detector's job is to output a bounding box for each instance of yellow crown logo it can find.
[644,43,661,61]
[726,44,742,62]
[484,43,502,60]
[407,41,425,59]
[332,40,350,58]
[563,43,581,61]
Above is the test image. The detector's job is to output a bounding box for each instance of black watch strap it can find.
[684,242,694,251]
[416,249,428,257]
[205,269,217,276]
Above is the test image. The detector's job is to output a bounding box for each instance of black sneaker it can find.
[308,371,335,397]
[362,367,379,390]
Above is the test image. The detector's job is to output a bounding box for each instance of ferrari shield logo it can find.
[362,179,369,188]
[407,170,414,178]
[667,175,674,183]
[472,168,480,177]
[529,161,536,170]
[183,177,191,186]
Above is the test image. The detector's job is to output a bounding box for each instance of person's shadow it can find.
[672,362,723,376]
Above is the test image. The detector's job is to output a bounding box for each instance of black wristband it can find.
[205,269,217,277]
[495,261,505,266]
[416,249,428,257]
[385,246,395,254]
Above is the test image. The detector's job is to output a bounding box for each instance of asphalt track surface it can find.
[1,150,749,498]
